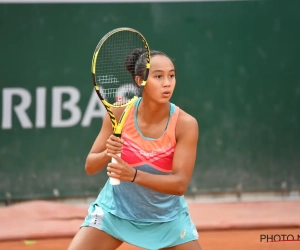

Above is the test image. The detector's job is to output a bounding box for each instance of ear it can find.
[135,76,142,86]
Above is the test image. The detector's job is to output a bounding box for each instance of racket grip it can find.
[109,153,121,185]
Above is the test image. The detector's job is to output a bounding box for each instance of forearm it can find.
[85,150,111,175]
[134,170,187,196]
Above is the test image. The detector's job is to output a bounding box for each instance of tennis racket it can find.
[91,27,151,185]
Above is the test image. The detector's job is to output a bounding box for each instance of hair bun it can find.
[125,48,145,77]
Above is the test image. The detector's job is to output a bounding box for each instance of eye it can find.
[155,75,163,79]
[169,74,175,78]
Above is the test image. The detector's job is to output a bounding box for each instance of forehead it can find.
[150,55,174,71]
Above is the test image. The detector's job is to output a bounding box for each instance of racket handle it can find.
[110,153,121,185]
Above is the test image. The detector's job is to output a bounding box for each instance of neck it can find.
[137,97,170,124]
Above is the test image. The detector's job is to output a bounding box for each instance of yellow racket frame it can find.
[91,27,150,136]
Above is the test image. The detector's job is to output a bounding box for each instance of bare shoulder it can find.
[177,109,199,129]
[176,109,199,139]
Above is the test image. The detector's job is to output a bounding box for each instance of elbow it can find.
[84,156,94,176]
[175,182,187,196]
[84,152,106,176]
[172,175,189,196]
[85,163,93,175]
[176,188,185,196]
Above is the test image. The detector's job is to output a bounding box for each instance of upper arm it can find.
[89,107,126,153]
[172,110,199,188]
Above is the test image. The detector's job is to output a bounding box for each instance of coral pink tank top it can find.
[96,98,188,222]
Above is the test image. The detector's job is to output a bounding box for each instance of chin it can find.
[158,97,172,104]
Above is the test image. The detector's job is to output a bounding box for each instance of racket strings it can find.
[95,31,146,106]
[100,86,139,98]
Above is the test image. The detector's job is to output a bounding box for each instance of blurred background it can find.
[0,0,300,205]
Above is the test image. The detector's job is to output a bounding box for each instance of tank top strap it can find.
[167,103,180,135]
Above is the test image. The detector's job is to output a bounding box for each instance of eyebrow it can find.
[151,69,175,73]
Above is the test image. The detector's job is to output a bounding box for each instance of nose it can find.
[163,77,172,88]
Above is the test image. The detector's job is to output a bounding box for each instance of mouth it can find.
[162,91,171,97]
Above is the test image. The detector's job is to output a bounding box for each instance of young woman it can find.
[68,49,202,250]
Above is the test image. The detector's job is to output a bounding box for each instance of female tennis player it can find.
[68,49,202,250]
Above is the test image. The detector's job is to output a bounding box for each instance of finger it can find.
[106,138,123,154]
[106,142,123,149]
[106,138,123,147]
[107,150,122,156]
[112,135,124,145]
[107,163,119,170]
[107,171,120,178]
[109,135,123,142]
[107,153,122,163]
[106,145,122,154]
[106,163,122,176]
[107,166,121,174]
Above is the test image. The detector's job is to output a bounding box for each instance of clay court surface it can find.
[0,200,299,250]
[1,228,300,250]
